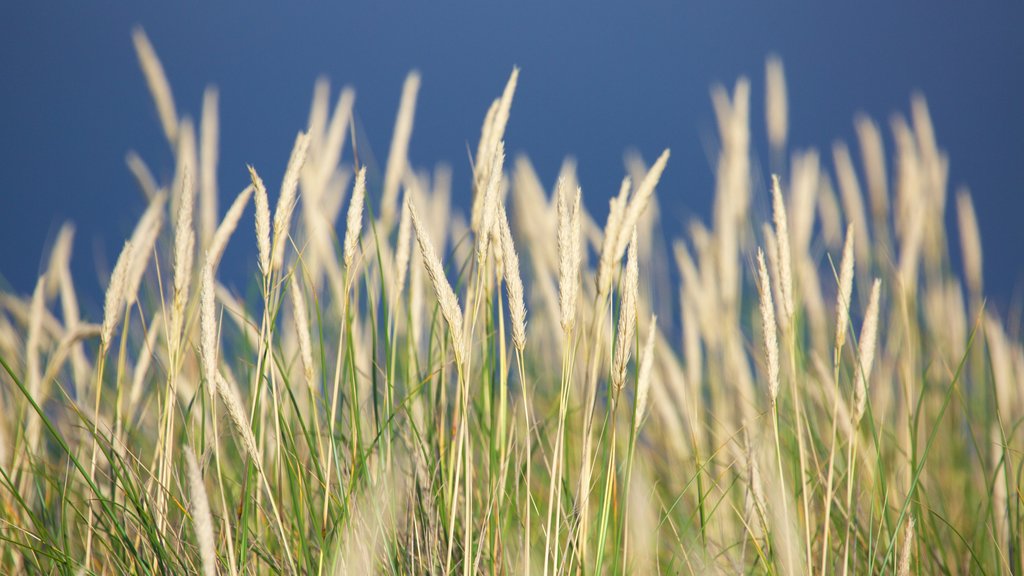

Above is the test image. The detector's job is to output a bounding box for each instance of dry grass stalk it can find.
[382,71,421,227]
[132,27,178,147]
[208,185,254,270]
[757,248,780,403]
[956,188,983,298]
[200,87,219,250]
[635,315,657,430]
[770,174,794,321]
[411,202,466,364]
[896,515,915,576]
[497,205,526,352]
[249,165,272,276]
[474,141,505,264]
[765,55,788,153]
[853,278,882,423]
[612,229,639,390]
[835,224,856,351]
[291,277,314,387]
[557,179,582,332]
[185,450,217,576]
[344,167,367,270]
[272,132,311,272]
[102,240,134,349]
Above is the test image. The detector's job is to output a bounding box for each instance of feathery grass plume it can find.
[185,450,217,576]
[199,262,218,393]
[249,165,272,275]
[557,179,582,332]
[173,165,196,305]
[132,27,177,147]
[897,515,915,576]
[344,166,367,270]
[291,277,314,387]
[765,54,788,154]
[272,132,311,272]
[835,224,856,351]
[45,224,75,299]
[855,114,889,225]
[125,194,166,307]
[208,185,254,270]
[410,201,466,363]
[756,248,780,403]
[215,372,263,473]
[126,151,159,200]
[102,240,134,349]
[612,229,640,389]
[381,71,420,227]
[770,174,794,321]
[597,176,632,295]
[956,188,983,298]
[831,144,871,257]
[497,204,526,351]
[744,427,769,530]
[393,194,414,296]
[853,278,882,423]
[474,141,505,263]
[635,315,657,430]
[24,278,45,452]
[200,87,219,249]
[471,68,518,232]
[613,149,670,261]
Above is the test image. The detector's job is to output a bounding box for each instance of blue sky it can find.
[2,3,1022,313]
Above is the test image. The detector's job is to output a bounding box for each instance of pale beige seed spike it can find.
[132,27,178,147]
[614,149,670,261]
[126,151,159,201]
[199,261,218,396]
[124,194,166,306]
[956,188,983,298]
[208,185,254,270]
[45,224,75,299]
[853,278,882,423]
[475,141,505,263]
[855,114,889,224]
[199,87,219,250]
[291,277,314,387]
[185,450,217,576]
[102,240,134,349]
[249,165,272,275]
[771,174,794,322]
[173,165,196,305]
[393,194,414,297]
[765,54,788,153]
[635,315,657,430]
[756,249,780,403]
[344,167,367,270]
[410,202,466,364]
[835,224,856,351]
[497,205,527,352]
[832,141,872,264]
[382,71,421,227]
[896,516,915,576]
[272,132,311,272]
[557,179,582,332]
[216,372,263,474]
[612,229,639,389]
[596,177,632,295]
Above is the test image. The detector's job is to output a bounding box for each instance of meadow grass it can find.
[0,28,1019,574]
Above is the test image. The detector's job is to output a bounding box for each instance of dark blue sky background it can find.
[2,3,1023,315]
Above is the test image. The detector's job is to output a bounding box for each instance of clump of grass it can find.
[0,27,1021,575]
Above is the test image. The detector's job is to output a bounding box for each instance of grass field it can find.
[0,30,1019,574]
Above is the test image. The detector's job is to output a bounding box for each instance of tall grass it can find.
[0,31,1019,574]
